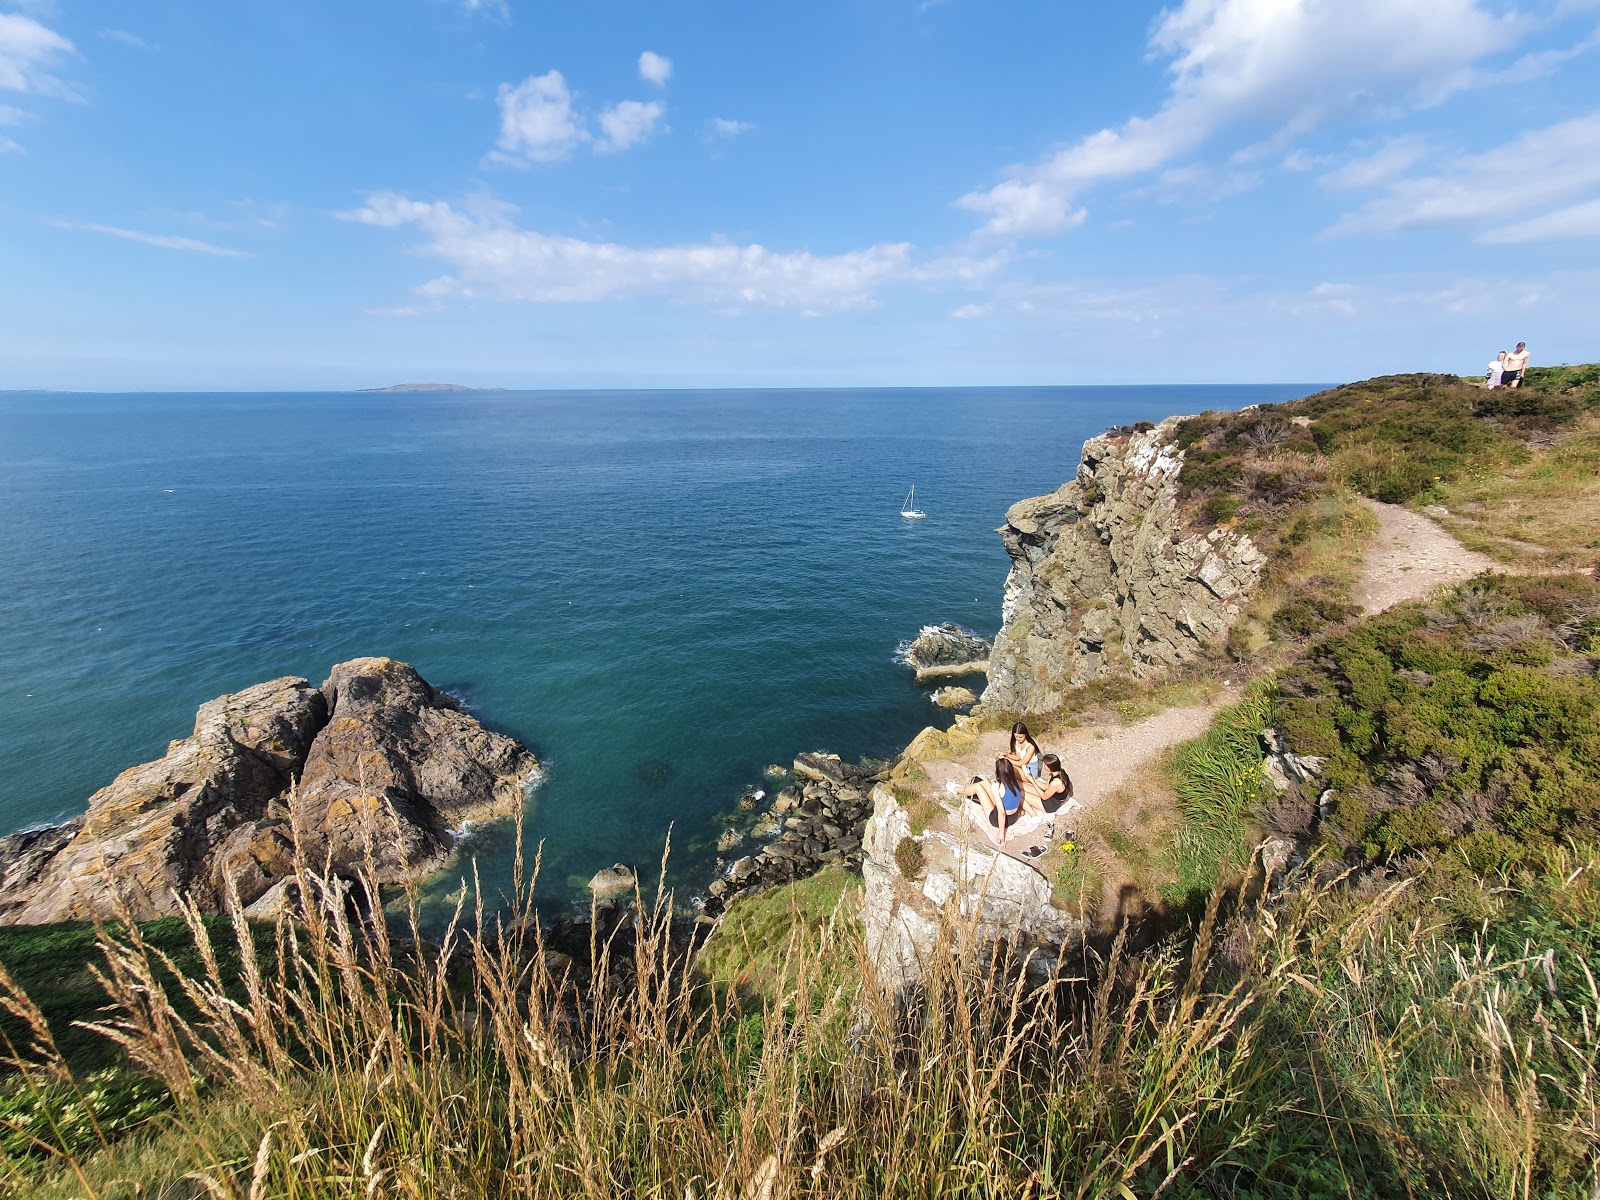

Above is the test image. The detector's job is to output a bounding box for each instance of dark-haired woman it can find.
[1026,753,1073,811]
[963,757,1027,846]
[1005,722,1043,782]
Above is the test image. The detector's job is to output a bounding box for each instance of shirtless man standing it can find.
[1503,341,1530,389]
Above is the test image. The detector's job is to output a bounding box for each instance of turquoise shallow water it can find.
[0,385,1316,910]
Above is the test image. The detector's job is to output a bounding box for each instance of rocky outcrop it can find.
[860,783,1081,994]
[902,624,992,680]
[0,658,538,924]
[703,754,874,916]
[983,419,1265,713]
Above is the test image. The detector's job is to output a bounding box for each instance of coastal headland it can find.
[3,365,1598,1196]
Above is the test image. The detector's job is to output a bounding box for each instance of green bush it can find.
[1277,574,1600,865]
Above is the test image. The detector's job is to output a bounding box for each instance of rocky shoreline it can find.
[0,658,539,925]
[700,752,879,917]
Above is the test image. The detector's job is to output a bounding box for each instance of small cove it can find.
[0,385,1317,910]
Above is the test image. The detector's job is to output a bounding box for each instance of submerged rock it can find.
[0,658,539,925]
[903,624,993,681]
[587,864,637,900]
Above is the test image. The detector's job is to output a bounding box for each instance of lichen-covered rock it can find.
[929,686,978,709]
[983,419,1265,713]
[0,659,539,924]
[902,624,993,680]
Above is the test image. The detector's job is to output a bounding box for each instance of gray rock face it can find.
[983,419,1265,713]
[860,784,1080,994]
[0,658,539,924]
[902,624,993,680]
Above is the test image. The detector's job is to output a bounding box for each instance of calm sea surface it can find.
[0,386,1316,910]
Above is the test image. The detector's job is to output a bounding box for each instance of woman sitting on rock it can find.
[963,757,1029,846]
[1005,721,1044,781]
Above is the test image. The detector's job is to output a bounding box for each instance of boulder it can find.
[587,864,637,900]
[0,659,539,924]
[902,624,993,681]
[930,686,978,709]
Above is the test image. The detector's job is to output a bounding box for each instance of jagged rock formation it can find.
[983,419,1266,713]
[704,753,874,916]
[0,658,538,924]
[861,782,1080,993]
[903,624,993,680]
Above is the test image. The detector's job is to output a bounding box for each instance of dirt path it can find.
[1355,498,1502,615]
[908,499,1508,869]
[920,703,1223,859]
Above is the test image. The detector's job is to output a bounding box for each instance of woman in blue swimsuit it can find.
[963,757,1027,846]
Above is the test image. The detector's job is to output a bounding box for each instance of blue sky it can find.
[1,0,1597,389]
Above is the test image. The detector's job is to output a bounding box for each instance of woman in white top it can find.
[1486,351,1506,388]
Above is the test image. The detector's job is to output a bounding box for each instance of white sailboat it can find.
[900,485,926,519]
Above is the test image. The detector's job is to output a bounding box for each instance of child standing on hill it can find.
[1486,351,1507,388]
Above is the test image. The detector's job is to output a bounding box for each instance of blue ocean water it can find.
[0,385,1316,910]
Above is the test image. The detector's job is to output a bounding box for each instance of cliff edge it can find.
[983,418,1265,713]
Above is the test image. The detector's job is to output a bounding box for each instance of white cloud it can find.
[708,116,752,138]
[1328,111,1600,240]
[0,134,19,153]
[1317,137,1431,189]
[950,303,990,319]
[461,0,509,18]
[956,179,1085,238]
[340,191,917,310]
[47,219,253,257]
[596,99,664,154]
[491,71,585,165]
[1481,197,1600,243]
[0,12,75,97]
[0,103,30,125]
[100,28,155,51]
[958,0,1514,238]
[638,50,671,87]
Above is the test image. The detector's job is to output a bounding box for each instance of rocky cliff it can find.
[982,418,1265,713]
[861,776,1079,993]
[0,658,538,924]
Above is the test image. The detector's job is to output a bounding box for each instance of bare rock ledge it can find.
[0,657,539,924]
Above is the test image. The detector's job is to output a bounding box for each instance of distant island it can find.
[356,383,504,393]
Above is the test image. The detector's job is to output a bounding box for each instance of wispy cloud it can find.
[638,50,671,87]
[340,191,920,311]
[47,219,254,257]
[99,28,155,52]
[1317,137,1431,190]
[707,116,752,138]
[0,11,77,99]
[460,0,509,19]
[1327,111,1600,242]
[957,0,1516,239]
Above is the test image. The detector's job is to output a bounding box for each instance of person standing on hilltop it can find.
[1487,350,1507,388]
[1504,341,1530,388]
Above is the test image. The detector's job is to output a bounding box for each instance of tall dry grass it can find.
[0,807,1596,1199]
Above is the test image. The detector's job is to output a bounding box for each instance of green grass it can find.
[1160,685,1274,905]
[695,865,862,1003]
